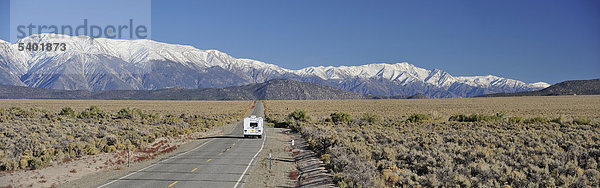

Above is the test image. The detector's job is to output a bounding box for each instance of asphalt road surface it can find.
[97,101,266,188]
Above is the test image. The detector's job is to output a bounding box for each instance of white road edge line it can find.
[96,139,214,188]
[233,121,266,188]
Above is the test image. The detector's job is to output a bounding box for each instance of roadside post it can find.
[127,151,131,167]
[269,152,272,170]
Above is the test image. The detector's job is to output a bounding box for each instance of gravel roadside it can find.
[244,125,335,188]
[244,126,296,188]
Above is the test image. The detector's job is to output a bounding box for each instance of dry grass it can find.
[0,99,252,115]
[265,95,600,122]
[264,95,600,187]
[0,100,252,172]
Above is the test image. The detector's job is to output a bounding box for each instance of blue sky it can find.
[1,0,599,84]
[8,0,151,41]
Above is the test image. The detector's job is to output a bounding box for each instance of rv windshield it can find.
[250,122,258,127]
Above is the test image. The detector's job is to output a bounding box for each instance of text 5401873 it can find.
[18,43,66,52]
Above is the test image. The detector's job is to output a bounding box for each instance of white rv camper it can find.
[243,115,263,138]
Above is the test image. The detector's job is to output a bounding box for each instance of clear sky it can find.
[1,0,599,84]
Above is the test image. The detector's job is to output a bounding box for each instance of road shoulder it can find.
[244,126,296,187]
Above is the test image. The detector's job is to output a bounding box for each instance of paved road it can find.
[98,101,266,188]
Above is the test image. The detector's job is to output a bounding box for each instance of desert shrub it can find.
[573,117,591,125]
[78,106,105,119]
[407,113,430,123]
[449,113,503,122]
[263,99,600,187]
[29,107,49,114]
[0,109,6,122]
[448,114,468,122]
[478,113,503,121]
[329,146,376,187]
[321,154,331,164]
[288,109,311,122]
[84,144,98,155]
[103,145,117,153]
[337,180,348,188]
[550,116,564,124]
[526,116,549,123]
[1,160,19,170]
[330,112,351,124]
[115,143,126,150]
[0,101,250,172]
[66,142,84,157]
[117,107,145,120]
[162,114,183,125]
[270,107,600,187]
[508,116,524,124]
[9,107,33,118]
[19,159,28,169]
[362,113,380,123]
[273,121,291,128]
[58,107,76,117]
[29,157,43,170]
[104,135,118,146]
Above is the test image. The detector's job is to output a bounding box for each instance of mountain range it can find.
[478,79,600,97]
[0,79,368,100]
[0,34,549,98]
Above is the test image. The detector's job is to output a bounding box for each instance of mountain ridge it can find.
[0,34,549,98]
[0,79,367,100]
[477,79,600,97]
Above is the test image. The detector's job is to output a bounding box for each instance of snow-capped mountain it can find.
[0,34,549,98]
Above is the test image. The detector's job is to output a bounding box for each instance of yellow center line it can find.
[226,148,230,151]
[191,168,198,172]
[206,159,212,162]
[168,181,178,187]
[218,152,223,156]
[232,143,236,146]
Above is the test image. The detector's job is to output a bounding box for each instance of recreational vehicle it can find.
[243,115,263,138]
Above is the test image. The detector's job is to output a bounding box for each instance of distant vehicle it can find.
[243,115,263,138]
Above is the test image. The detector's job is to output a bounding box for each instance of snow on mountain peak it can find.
[455,75,548,89]
[1,34,550,94]
[530,82,551,88]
